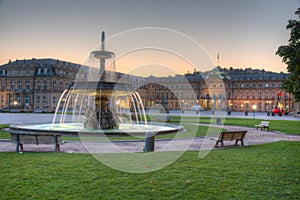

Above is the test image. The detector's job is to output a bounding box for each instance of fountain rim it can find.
[7,122,185,136]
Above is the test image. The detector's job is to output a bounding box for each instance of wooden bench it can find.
[214,131,247,148]
[10,133,62,152]
[254,121,270,131]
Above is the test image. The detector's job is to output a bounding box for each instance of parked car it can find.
[271,108,284,116]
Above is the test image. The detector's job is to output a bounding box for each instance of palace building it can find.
[0,58,296,114]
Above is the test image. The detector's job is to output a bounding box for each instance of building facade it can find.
[0,58,296,114]
[0,58,84,111]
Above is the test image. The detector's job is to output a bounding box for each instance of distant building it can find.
[0,58,296,115]
[138,67,295,113]
[0,58,84,112]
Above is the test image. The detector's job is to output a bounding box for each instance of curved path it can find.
[1,124,300,153]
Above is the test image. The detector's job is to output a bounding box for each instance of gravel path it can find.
[1,124,300,153]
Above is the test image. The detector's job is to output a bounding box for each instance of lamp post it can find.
[244,101,249,115]
[252,104,257,119]
[266,100,272,116]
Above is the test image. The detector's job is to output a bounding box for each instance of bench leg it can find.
[221,141,224,148]
[235,139,244,146]
[16,134,23,152]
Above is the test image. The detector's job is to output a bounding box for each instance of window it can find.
[18,80,22,90]
[258,91,262,99]
[240,84,243,88]
[1,81,5,91]
[43,96,47,104]
[10,81,15,90]
[264,92,268,99]
[239,92,243,99]
[252,84,256,88]
[60,82,63,91]
[258,83,262,88]
[53,81,57,91]
[53,96,56,104]
[36,96,40,104]
[43,81,47,90]
[227,92,231,98]
[265,83,269,88]
[37,81,41,91]
[252,93,256,99]
[25,95,29,106]
[246,92,249,99]
[25,80,30,90]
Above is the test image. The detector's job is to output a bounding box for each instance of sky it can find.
[0,0,299,76]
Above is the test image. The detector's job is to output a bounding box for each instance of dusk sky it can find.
[0,0,299,76]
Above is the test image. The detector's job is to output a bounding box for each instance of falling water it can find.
[52,89,69,125]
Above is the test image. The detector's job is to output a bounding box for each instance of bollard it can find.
[144,132,155,152]
[216,118,221,125]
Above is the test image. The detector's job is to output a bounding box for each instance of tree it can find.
[276,7,300,102]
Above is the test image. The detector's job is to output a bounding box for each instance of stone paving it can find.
[0,113,300,153]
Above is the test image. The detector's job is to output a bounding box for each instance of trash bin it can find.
[227,110,231,115]
[267,112,270,116]
[216,118,221,125]
[245,111,248,116]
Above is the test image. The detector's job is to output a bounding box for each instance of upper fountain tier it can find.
[89,31,115,75]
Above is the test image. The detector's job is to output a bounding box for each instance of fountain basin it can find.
[7,122,184,137]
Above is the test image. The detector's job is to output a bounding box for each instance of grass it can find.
[0,141,299,199]
[169,115,300,135]
[0,124,10,139]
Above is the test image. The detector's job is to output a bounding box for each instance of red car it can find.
[271,108,284,116]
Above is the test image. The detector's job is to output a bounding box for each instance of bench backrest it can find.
[218,131,247,141]
[11,134,62,144]
[260,121,270,127]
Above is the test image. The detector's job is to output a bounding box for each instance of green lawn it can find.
[0,141,299,199]
[169,116,300,135]
[0,124,10,139]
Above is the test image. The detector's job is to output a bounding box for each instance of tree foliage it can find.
[276,7,300,102]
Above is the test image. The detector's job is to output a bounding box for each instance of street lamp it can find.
[244,101,249,115]
[252,104,257,119]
